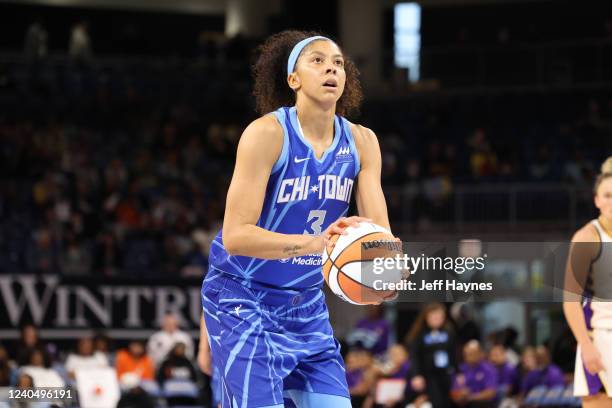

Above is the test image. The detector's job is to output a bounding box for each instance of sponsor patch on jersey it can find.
[335,145,353,163]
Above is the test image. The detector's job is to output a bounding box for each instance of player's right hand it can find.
[197,346,212,376]
[322,216,371,249]
[581,341,604,374]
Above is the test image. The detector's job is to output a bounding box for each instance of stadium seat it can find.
[539,384,565,406]
[561,384,582,408]
[162,379,199,399]
[140,379,161,397]
[524,385,548,406]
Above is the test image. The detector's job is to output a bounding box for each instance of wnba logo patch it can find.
[335,145,353,163]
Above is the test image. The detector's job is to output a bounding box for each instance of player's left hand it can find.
[323,216,372,249]
[197,345,212,376]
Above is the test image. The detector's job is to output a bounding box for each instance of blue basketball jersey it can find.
[208,106,361,291]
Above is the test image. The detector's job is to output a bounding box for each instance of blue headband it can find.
[287,36,330,76]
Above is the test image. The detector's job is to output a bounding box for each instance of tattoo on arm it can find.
[283,245,301,256]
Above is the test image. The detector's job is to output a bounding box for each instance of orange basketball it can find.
[322,222,403,305]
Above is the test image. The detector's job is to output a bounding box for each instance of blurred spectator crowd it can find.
[1,54,611,276]
[0,51,252,277]
[343,304,577,408]
[0,305,579,408]
[0,313,210,407]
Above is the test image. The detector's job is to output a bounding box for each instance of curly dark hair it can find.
[252,30,363,118]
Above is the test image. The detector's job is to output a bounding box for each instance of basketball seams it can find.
[337,272,393,304]
[334,232,395,268]
[322,229,397,304]
[326,231,382,262]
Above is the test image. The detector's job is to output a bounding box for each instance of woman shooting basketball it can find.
[564,157,612,407]
[200,31,396,408]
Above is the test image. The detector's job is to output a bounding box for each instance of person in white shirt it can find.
[20,349,65,388]
[147,313,194,368]
[65,336,109,379]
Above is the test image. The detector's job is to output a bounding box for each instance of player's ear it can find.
[287,72,301,92]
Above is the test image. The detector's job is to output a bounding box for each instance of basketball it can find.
[322,222,404,305]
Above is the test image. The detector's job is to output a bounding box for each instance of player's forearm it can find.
[563,301,592,345]
[356,187,391,231]
[358,200,390,230]
[223,224,321,259]
[199,314,209,349]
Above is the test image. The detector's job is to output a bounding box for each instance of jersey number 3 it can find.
[304,210,326,235]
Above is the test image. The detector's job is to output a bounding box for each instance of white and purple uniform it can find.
[574,219,612,397]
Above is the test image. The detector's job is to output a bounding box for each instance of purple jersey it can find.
[494,362,520,394]
[391,361,411,379]
[348,318,391,356]
[521,364,565,394]
[453,361,498,394]
[346,369,364,389]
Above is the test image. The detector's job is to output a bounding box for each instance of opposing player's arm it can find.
[221,115,323,258]
[352,124,392,231]
[563,225,599,337]
[563,224,603,374]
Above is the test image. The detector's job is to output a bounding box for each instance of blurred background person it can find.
[147,312,194,368]
[93,332,115,365]
[23,20,47,60]
[13,324,46,367]
[115,340,154,384]
[488,344,520,399]
[345,347,377,408]
[451,340,497,408]
[69,20,92,61]
[520,345,565,396]
[405,303,457,408]
[0,344,13,386]
[347,305,392,358]
[65,335,110,379]
[19,349,65,388]
[366,343,411,408]
[157,342,197,383]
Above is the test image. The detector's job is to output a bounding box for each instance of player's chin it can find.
[319,87,342,99]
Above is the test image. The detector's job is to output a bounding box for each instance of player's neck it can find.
[599,215,612,236]
[295,99,335,142]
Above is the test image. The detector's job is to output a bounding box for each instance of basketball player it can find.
[200,31,397,408]
[564,157,612,407]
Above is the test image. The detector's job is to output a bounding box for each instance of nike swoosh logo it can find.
[294,157,310,163]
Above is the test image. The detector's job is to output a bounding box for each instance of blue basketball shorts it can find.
[201,273,351,408]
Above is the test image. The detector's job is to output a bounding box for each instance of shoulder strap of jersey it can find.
[270,108,291,174]
[592,219,612,242]
[340,116,361,176]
